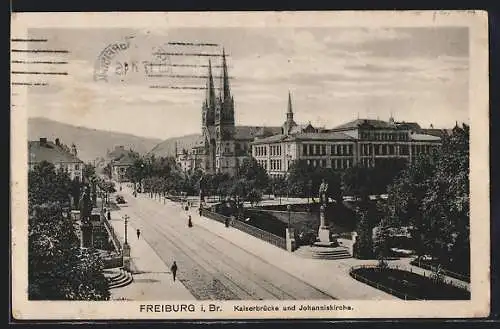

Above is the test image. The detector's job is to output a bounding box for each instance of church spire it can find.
[287,90,293,121]
[206,59,216,109]
[220,48,231,100]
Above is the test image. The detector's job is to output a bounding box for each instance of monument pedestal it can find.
[313,207,336,247]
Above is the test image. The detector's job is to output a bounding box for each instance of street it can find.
[116,188,335,300]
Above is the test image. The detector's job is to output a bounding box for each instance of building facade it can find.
[252,100,442,178]
[106,146,136,182]
[28,137,84,180]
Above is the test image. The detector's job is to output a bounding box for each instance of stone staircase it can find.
[294,245,352,260]
[106,268,134,289]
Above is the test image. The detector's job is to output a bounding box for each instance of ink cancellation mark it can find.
[94,38,228,90]
[93,37,134,82]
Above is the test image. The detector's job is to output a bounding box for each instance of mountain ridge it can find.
[28,117,163,163]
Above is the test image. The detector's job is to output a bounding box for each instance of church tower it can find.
[215,49,237,175]
[282,91,297,135]
[202,59,216,129]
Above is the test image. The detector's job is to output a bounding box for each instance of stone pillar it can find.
[286,228,296,252]
[122,242,131,271]
[317,205,331,243]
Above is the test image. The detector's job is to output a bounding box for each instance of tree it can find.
[247,188,263,207]
[82,163,96,182]
[373,216,393,266]
[28,203,110,300]
[237,158,269,191]
[382,124,470,275]
[28,161,72,210]
[353,208,374,259]
[103,163,112,179]
[341,166,372,200]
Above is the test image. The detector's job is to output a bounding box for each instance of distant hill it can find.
[148,134,202,158]
[28,117,162,163]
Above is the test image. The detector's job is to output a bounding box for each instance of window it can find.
[321,159,326,167]
[303,144,308,156]
[321,145,326,156]
[346,159,351,168]
[75,164,80,171]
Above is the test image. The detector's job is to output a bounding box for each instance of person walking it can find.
[107,210,111,222]
[188,215,193,228]
[170,261,178,282]
[136,228,141,239]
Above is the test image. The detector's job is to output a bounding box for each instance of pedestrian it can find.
[136,228,141,239]
[188,215,193,228]
[170,261,178,282]
[107,210,111,222]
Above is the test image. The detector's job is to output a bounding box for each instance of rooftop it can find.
[29,138,83,164]
[252,131,354,144]
[234,125,282,140]
[409,133,442,141]
[332,119,398,130]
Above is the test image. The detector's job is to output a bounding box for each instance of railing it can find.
[201,209,227,224]
[103,254,124,269]
[101,213,122,254]
[201,209,287,250]
[409,259,470,283]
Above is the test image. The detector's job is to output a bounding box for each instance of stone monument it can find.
[293,179,350,259]
[315,179,335,247]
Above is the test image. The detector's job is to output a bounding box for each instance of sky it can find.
[19,27,469,140]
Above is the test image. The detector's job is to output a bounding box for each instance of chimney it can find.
[39,137,47,146]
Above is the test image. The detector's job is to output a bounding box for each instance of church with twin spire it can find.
[180,49,292,176]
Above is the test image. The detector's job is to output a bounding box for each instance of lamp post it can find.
[123,214,129,245]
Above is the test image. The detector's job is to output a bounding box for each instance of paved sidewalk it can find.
[107,207,195,301]
[134,191,396,300]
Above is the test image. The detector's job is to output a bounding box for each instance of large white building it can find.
[251,94,442,178]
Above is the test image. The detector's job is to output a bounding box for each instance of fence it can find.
[409,259,470,283]
[201,209,287,250]
[103,254,124,269]
[101,213,122,254]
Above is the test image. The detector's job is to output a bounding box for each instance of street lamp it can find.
[123,214,129,245]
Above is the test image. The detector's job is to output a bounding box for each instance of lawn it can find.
[350,266,470,300]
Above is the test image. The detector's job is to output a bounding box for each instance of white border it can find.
[10,10,490,319]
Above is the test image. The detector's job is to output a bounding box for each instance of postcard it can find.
[11,10,489,319]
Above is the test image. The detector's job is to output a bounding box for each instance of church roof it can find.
[234,126,282,140]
